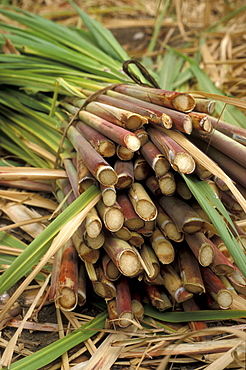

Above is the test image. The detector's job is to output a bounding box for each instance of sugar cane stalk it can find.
[185,232,215,267]
[83,230,105,250]
[155,202,183,242]
[200,267,233,309]
[158,171,176,196]
[140,140,170,178]
[117,193,145,231]
[178,244,205,294]
[116,145,134,161]
[133,155,152,181]
[209,115,246,146]
[72,229,100,264]
[78,261,86,306]
[103,236,142,277]
[100,184,116,207]
[114,159,134,189]
[146,175,162,196]
[194,98,215,115]
[92,264,117,300]
[148,127,196,174]
[76,120,116,157]
[114,84,196,112]
[150,227,175,264]
[96,198,124,232]
[182,298,210,341]
[145,283,172,311]
[56,240,78,311]
[159,195,204,234]
[67,125,118,186]
[78,110,141,152]
[160,264,193,303]
[85,100,148,130]
[139,243,160,281]
[85,207,102,238]
[112,226,132,241]
[102,253,121,282]
[194,129,246,168]
[74,153,96,194]
[210,244,235,275]
[128,182,157,221]
[115,276,134,327]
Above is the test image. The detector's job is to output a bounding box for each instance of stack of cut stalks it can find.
[0,3,246,370]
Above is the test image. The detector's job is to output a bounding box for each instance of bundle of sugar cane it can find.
[1,88,246,317]
[0,5,246,370]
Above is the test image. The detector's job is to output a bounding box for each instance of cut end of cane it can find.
[154,242,175,264]
[135,128,149,147]
[161,113,173,129]
[217,289,233,309]
[93,282,116,299]
[126,114,148,130]
[125,134,141,152]
[78,244,100,264]
[173,153,196,174]
[116,145,134,160]
[152,298,170,311]
[86,220,101,238]
[105,207,124,232]
[113,226,132,241]
[164,223,183,242]
[199,116,213,133]
[118,311,134,327]
[199,244,214,266]
[97,166,118,186]
[172,94,196,113]
[84,232,105,249]
[106,260,121,280]
[101,187,116,207]
[116,175,134,189]
[154,157,170,178]
[131,299,144,319]
[118,250,141,277]
[78,178,96,194]
[136,199,157,221]
[98,140,116,157]
[158,176,176,196]
[58,287,77,311]
[183,115,193,135]
[125,217,145,231]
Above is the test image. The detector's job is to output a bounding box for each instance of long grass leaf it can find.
[67,0,129,63]
[147,0,171,53]
[157,50,185,90]
[144,304,246,322]
[0,231,27,250]
[0,125,48,167]
[0,8,122,69]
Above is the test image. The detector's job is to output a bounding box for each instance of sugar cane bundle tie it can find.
[122,59,161,88]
